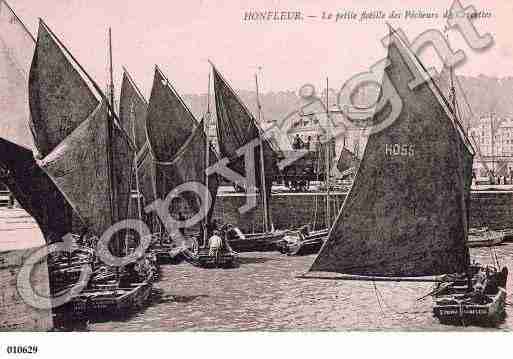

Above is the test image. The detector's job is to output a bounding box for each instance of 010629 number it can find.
[6,345,38,354]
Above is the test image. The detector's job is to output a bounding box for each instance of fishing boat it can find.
[434,53,506,251]
[276,225,327,256]
[182,244,238,269]
[211,64,290,251]
[275,82,342,255]
[432,264,507,324]
[31,22,153,320]
[0,1,80,248]
[302,26,507,326]
[119,68,172,265]
[145,67,236,267]
[467,227,505,247]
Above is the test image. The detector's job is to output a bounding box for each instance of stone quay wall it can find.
[0,248,53,331]
[212,191,513,233]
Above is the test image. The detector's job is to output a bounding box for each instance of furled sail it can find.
[310,28,473,277]
[316,137,336,175]
[336,146,358,174]
[165,118,219,222]
[146,66,197,200]
[0,0,35,149]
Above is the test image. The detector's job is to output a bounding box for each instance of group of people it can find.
[292,134,312,150]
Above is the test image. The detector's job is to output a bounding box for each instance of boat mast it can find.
[130,101,143,233]
[255,71,270,233]
[204,72,211,245]
[449,56,473,286]
[325,77,331,228]
[107,27,119,254]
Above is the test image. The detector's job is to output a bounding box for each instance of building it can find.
[469,116,513,178]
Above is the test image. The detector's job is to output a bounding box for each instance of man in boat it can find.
[305,136,312,150]
[208,229,223,265]
[293,134,304,150]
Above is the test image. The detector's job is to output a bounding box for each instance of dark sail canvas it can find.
[146,66,198,201]
[39,99,133,237]
[0,138,74,243]
[31,21,133,238]
[337,147,358,174]
[212,66,281,184]
[212,65,282,228]
[119,68,148,152]
[310,30,473,277]
[167,119,219,223]
[0,0,35,150]
[0,10,80,244]
[29,21,99,158]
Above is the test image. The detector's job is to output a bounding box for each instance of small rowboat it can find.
[467,227,505,247]
[68,282,152,315]
[227,230,286,252]
[433,266,508,324]
[182,246,238,269]
[276,227,329,256]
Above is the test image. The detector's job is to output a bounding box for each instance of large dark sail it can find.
[119,68,156,227]
[166,119,219,222]
[146,66,198,200]
[0,138,74,243]
[32,21,133,238]
[310,29,473,277]
[0,0,35,149]
[119,68,148,152]
[39,99,132,237]
[0,6,79,244]
[136,142,156,207]
[212,65,282,229]
[29,21,99,158]
[212,66,281,182]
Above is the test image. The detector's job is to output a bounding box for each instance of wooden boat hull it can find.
[228,230,286,252]
[182,248,238,269]
[433,287,506,324]
[151,245,185,264]
[68,282,153,316]
[276,229,328,256]
[467,230,505,248]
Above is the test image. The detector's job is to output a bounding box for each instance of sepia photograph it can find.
[0,0,511,356]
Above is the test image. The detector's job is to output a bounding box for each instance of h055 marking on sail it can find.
[385,144,415,157]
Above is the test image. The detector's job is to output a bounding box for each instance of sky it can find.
[7,0,513,99]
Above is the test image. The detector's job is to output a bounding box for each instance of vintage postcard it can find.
[0,0,511,356]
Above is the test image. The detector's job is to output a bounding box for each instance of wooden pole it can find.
[255,72,269,233]
[131,101,143,253]
[107,27,118,254]
[325,77,331,228]
[203,73,211,246]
